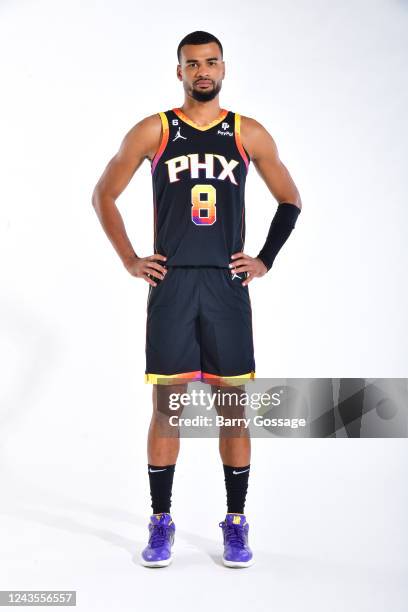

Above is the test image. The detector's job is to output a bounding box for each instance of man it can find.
[92,30,302,568]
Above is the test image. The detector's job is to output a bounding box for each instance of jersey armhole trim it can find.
[151,111,169,174]
[234,113,250,170]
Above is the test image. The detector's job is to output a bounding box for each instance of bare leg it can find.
[147,382,187,465]
[211,383,251,466]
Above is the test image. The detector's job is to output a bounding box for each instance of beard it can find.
[190,80,222,102]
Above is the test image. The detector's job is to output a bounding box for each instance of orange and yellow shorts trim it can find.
[144,370,256,386]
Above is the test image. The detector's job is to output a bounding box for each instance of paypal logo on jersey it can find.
[217,121,233,137]
[165,153,240,185]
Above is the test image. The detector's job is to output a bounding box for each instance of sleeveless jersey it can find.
[150,107,251,267]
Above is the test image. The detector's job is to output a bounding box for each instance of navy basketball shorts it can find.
[144,266,256,384]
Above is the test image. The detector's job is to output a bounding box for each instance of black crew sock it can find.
[147,464,176,514]
[223,464,250,514]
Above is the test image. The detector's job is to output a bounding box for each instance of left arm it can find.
[230,116,302,285]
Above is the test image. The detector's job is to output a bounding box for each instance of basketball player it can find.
[92,31,302,568]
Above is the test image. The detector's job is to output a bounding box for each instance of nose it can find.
[196,68,210,79]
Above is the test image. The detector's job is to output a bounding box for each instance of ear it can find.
[176,65,182,81]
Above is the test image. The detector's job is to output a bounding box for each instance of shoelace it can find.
[149,518,170,548]
[219,522,246,547]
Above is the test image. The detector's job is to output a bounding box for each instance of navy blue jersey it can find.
[150,107,251,267]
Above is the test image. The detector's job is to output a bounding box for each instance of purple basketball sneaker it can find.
[141,513,175,567]
[219,513,254,567]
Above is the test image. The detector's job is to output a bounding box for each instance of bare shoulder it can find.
[240,114,267,135]
[239,114,277,161]
[118,112,163,162]
[93,113,164,197]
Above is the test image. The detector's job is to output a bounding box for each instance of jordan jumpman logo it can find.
[172,127,187,141]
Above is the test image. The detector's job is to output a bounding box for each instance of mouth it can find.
[195,80,213,88]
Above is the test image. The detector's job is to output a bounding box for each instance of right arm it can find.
[91,113,167,286]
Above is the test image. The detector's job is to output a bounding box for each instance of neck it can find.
[179,98,223,124]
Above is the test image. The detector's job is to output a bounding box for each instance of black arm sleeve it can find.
[256,202,301,271]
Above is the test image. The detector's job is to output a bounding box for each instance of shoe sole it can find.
[140,555,172,568]
[223,557,255,568]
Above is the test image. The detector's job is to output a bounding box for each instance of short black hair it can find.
[177,31,223,63]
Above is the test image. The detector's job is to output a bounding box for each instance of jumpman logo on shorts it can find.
[172,127,187,141]
[231,272,242,280]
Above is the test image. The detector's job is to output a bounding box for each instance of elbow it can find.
[91,186,104,212]
[290,191,302,211]
[91,186,98,209]
[279,191,302,211]
[92,186,117,218]
[292,188,302,211]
